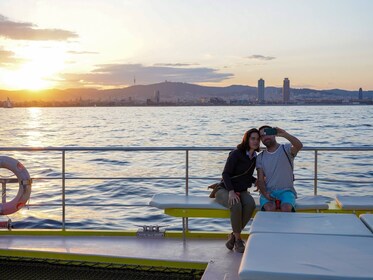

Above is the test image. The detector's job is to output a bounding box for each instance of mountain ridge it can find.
[0,81,371,102]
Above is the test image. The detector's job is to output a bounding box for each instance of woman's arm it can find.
[222,150,241,206]
[222,151,238,192]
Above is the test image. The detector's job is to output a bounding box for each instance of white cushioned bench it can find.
[249,212,373,237]
[360,214,373,233]
[336,195,373,210]
[239,232,373,280]
[240,212,373,280]
[149,194,331,218]
[149,194,230,210]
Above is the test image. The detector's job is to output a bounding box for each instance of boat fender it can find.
[0,156,32,215]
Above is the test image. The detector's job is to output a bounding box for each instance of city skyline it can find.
[0,0,372,92]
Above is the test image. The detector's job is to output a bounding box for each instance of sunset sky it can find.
[0,0,372,91]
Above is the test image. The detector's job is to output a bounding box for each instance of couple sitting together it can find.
[214,125,303,253]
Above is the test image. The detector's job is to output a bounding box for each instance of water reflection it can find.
[26,108,42,147]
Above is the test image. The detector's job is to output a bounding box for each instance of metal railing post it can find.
[314,150,318,196]
[184,149,189,239]
[185,150,189,195]
[62,150,66,230]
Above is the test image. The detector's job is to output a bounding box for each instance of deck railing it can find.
[0,146,372,229]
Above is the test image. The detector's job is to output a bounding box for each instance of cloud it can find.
[0,49,25,66]
[154,63,199,67]
[61,63,233,87]
[247,54,276,61]
[0,14,78,41]
[67,50,99,55]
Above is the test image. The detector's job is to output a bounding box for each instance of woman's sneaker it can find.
[234,239,245,253]
[225,233,235,250]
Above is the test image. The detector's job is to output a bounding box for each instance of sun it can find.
[1,45,66,91]
[7,63,52,91]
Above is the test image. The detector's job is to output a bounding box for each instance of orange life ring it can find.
[0,156,32,215]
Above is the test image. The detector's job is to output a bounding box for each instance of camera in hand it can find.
[264,128,277,135]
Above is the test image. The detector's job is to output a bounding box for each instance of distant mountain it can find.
[0,82,371,103]
[292,88,373,100]
[102,82,257,101]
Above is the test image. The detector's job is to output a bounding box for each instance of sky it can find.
[0,0,372,91]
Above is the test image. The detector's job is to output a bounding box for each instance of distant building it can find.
[359,88,363,100]
[283,78,290,103]
[209,97,226,105]
[258,79,265,103]
[154,90,160,104]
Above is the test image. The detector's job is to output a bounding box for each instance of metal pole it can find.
[182,217,186,242]
[314,150,318,196]
[62,150,66,230]
[185,150,189,195]
[185,150,189,236]
[183,150,189,237]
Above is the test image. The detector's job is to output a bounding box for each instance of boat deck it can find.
[0,232,242,280]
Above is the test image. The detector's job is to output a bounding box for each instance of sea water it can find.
[0,106,372,231]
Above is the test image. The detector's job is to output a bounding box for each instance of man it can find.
[256,126,303,212]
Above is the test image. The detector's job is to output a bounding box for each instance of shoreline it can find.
[3,103,373,108]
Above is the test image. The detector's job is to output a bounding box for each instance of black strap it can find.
[282,145,293,170]
[282,145,295,181]
[231,160,255,180]
[220,154,256,190]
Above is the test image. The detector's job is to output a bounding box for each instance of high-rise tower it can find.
[283,78,290,103]
[258,79,265,103]
[154,90,160,104]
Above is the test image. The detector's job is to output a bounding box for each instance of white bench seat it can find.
[239,233,373,280]
[149,194,229,210]
[149,194,330,212]
[249,212,373,237]
[336,195,373,210]
[360,214,373,233]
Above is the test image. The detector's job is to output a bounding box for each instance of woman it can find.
[215,128,260,253]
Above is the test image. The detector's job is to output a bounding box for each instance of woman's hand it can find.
[228,190,240,206]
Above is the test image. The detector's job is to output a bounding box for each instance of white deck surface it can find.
[249,212,373,236]
[0,234,243,280]
[239,233,373,280]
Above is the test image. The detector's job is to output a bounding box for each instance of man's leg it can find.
[260,195,276,211]
[278,191,296,212]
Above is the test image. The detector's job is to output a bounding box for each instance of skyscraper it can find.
[359,88,363,100]
[258,78,265,103]
[154,90,160,104]
[283,78,290,103]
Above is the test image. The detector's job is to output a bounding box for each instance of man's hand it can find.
[253,180,259,192]
[262,191,274,201]
[274,127,303,156]
[274,127,287,137]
